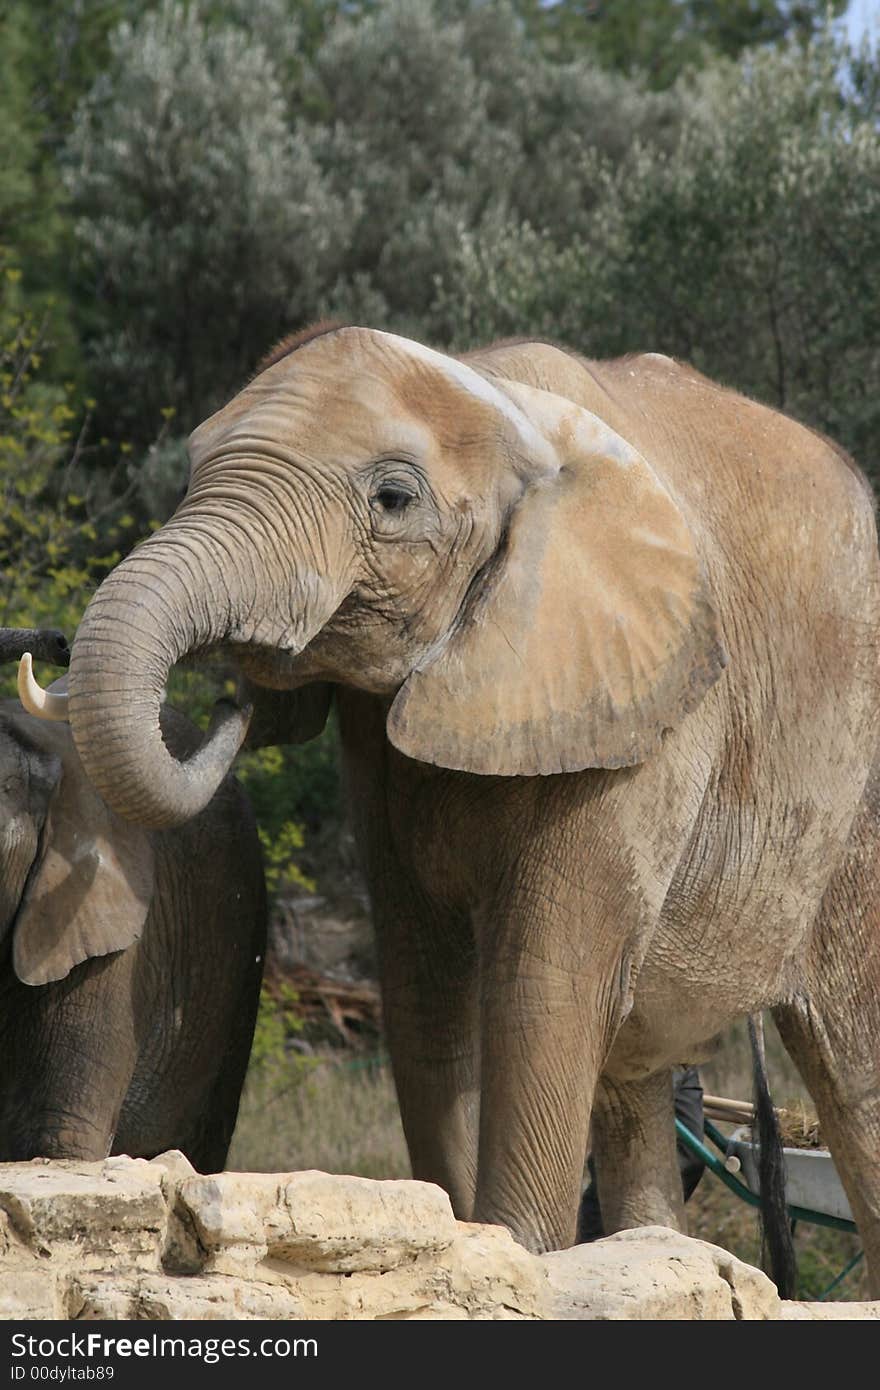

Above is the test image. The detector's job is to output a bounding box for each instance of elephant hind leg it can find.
[772,992,880,1298]
[588,1069,686,1239]
[772,779,880,1298]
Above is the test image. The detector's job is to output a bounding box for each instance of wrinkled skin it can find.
[62,328,880,1287]
[0,694,266,1169]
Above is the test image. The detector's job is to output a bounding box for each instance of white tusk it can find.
[17,652,70,722]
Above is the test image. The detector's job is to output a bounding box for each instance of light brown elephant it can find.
[24,326,880,1290]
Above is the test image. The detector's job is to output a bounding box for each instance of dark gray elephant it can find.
[23,329,880,1293]
[1,629,266,1170]
[0,628,70,668]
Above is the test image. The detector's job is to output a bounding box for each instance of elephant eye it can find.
[373,483,415,514]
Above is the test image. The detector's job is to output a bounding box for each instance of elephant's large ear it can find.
[387,382,726,775]
[13,749,154,986]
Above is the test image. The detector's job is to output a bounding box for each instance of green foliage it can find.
[238,726,341,840]
[258,819,312,896]
[314,0,681,321]
[236,725,341,897]
[437,32,880,474]
[65,0,353,440]
[0,4,79,378]
[588,35,880,470]
[62,0,866,465]
[510,0,848,86]
[0,255,133,646]
[65,0,682,439]
[14,2,137,150]
[249,980,306,1072]
[0,6,50,259]
[238,747,316,896]
[130,430,188,525]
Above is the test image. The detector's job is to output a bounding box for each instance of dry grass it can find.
[228,1052,409,1179]
[228,1014,868,1302]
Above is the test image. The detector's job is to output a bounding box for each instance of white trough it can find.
[726,1126,853,1223]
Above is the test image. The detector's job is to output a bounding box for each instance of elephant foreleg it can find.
[473,970,597,1251]
[375,898,480,1220]
[339,690,480,1216]
[0,956,139,1161]
[472,899,634,1253]
[588,1069,686,1237]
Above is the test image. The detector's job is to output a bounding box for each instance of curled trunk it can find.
[67,526,251,829]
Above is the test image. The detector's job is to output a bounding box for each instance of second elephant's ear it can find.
[387,382,726,776]
[13,749,154,987]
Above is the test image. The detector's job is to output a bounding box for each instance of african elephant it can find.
[0,627,69,668]
[3,630,266,1169]
[25,327,880,1291]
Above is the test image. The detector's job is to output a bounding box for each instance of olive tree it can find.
[437,35,880,474]
[66,0,682,439]
[66,0,352,438]
[310,0,682,328]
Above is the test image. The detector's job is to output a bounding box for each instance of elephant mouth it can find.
[230,642,311,689]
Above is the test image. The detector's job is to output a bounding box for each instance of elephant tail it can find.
[748,1014,797,1299]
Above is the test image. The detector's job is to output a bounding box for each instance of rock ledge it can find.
[0,1156,872,1320]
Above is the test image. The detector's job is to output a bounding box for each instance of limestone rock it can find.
[0,1270,64,1320]
[0,1158,874,1321]
[70,1273,305,1321]
[0,1157,168,1267]
[544,1225,781,1320]
[178,1169,457,1273]
[175,1172,279,1267]
[268,1170,456,1272]
[149,1150,197,1184]
[780,1300,880,1319]
[442,1223,548,1319]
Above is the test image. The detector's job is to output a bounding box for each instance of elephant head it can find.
[33,328,725,828]
[0,630,152,984]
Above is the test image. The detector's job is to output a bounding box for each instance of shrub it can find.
[0,254,132,648]
[65,0,682,441]
[436,34,880,475]
[66,0,352,440]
